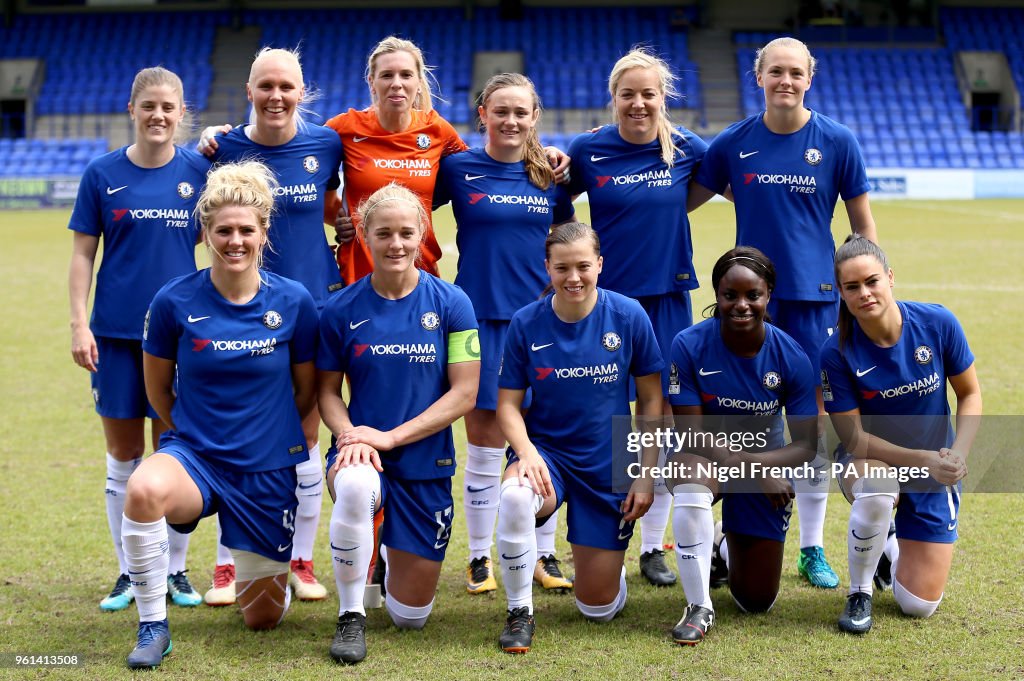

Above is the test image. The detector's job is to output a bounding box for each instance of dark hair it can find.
[703,246,776,319]
[834,234,890,351]
[540,222,601,297]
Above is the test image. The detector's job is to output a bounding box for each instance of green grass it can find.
[1,201,1022,679]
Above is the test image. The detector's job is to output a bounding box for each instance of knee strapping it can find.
[385,593,434,630]
[332,465,380,524]
[498,479,542,539]
[575,568,626,622]
[851,476,900,505]
[893,578,941,618]
[673,484,714,510]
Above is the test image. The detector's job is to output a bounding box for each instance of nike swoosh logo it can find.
[850,529,880,540]
[617,532,632,540]
[106,185,128,195]
[501,550,528,560]
[590,155,608,162]
[531,343,553,352]
[855,366,878,377]
[850,616,871,626]
[739,151,759,159]
[464,173,486,181]
[698,368,722,376]
[947,522,957,531]
[349,319,370,330]
[466,485,494,493]
[277,544,291,553]
[677,542,701,549]
[330,543,359,552]
[187,315,210,323]
[298,481,319,489]
[353,136,368,142]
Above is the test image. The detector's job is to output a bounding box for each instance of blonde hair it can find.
[129,66,191,143]
[197,161,278,271]
[366,36,437,112]
[608,48,685,168]
[479,73,553,190]
[356,181,428,245]
[753,37,817,78]
[248,46,320,129]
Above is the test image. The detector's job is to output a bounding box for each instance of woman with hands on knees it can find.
[316,182,480,665]
[822,235,980,635]
[493,222,664,654]
[666,247,818,646]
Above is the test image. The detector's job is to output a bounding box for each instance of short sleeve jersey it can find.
[143,270,318,471]
[567,125,708,298]
[325,108,468,284]
[211,124,343,309]
[435,147,575,320]
[499,289,664,482]
[695,111,871,302]
[669,318,818,451]
[317,271,477,480]
[820,301,974,451]
[68,146,208,339]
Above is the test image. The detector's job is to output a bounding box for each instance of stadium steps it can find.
[689,28,741,132]
[203,25,262,129]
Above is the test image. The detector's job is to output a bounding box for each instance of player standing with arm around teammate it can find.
[691,37,879,589]
[123,161,318,669]
[565,48,709,588]
[666,247,817,645]
[68,66,208,613]
[201,47,344,605]
[317,182,480,665]
[494,222,664,654]
[434,72,576,596]
[822,235,980,634]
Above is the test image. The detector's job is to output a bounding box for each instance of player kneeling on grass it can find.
[822,235,981,635]
[494,222,663,654]
[317,182,480,665]
[123,161,318,669]
[666,247,818,645]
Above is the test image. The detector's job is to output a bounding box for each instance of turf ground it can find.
[1,200,1022,679]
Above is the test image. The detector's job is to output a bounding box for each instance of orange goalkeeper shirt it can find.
[325,108,467,284]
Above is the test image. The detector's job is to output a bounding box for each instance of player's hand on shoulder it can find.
[197,124,233,156]
[341,425,396,453]
[544,146,571,184]
[71,325,98,372]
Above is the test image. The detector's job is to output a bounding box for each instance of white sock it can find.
[535,506,558,557]
[893,578,941,618]
[292,444,322,562]
[719,535,730,570]
[796,446,830,549]
[166,526,190,575]
[330,465,379,617]
[497,479,542,613]
[848,481,897,595]
[105,454,139,574]
[122,516,169,622]
[672,486,714,609]
[464,444,504,561]
[385,593,434,630]
[640,491,671,554]
[215,518,234,566]
[884,530,900,565]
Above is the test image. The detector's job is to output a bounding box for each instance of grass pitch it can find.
[1,200,1022,679]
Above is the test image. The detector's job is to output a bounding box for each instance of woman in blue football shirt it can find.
[68,66,208,612]
[494,222,664,654]
[822,235,980,634]
[122,161,319,669]
[691,37,879,588]
[434,72,576,597]
[667,247,818,645]
[566,48,709,588]
[317,182,480,665]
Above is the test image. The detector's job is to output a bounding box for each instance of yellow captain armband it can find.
[448,329,481,364]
